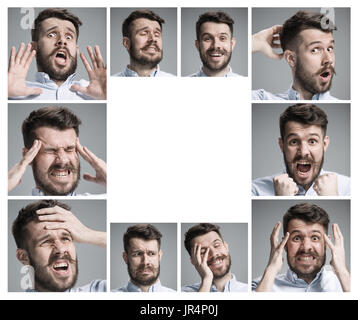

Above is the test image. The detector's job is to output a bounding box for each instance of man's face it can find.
[286,219,327,283]
[279,121,329,190]
[34,17,78,81]
[125,18,163,68]
[124,238,162,287]
[23,221,78,292]
[196,22,235,72]
[294,29,335,95]
[30,127,80,195]
[191,231,231,279]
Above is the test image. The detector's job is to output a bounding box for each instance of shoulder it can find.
[252,174,276,196]
[70,279,107,292]
[252,89,288,100]
[181,283,200,292]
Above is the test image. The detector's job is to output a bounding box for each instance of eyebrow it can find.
[201,32,230,38]
[307,39,335,47]
[286,132,322,139]
[136,26,161,34]
[35,231,72,244]
[290,230,323,235]
[44,25,76,35]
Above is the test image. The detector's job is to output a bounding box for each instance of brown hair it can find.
[196,11,234,41]
[184,223,223,256]
[122,9,165,38]
[123,224,162,253]
[12,200,71,250]
[280,10,336,51]
[283,202,330,234]
[279,103,328,140]
[22,106,82,149]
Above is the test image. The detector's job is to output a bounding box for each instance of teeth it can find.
[54,262,68,269]
[51,170,69,177]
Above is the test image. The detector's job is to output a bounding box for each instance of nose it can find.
[211,37,221,49]
[298,142,310,157]
[52,239,69,254]
[56,33,67,46]
[322,49,334,66]
[299,237,313,252]
[142,253,150,265]
[54,148,70,163]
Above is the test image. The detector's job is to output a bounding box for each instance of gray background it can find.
[181,7,248,77]
[252,7,350,100]
[110,8,177,76]
[8,199,106,292]
[8,103,107,196]
[252,199,350,280]
[8,7,107,82]
[252,103,350,179]
[181,223,248,289]
[110,223,177,291]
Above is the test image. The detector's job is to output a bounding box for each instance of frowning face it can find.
[30,127,80,195]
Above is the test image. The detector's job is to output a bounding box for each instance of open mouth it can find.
[296,162,312,174]
[208,257,225,268]
[52,261,70,276]
[296,254,316,264]
[54,50,68,66]
[50,169,72,179]
[319,70,332,83]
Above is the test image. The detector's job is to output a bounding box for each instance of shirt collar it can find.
[124,65,160,77]
[198,66,234,77]
[126,279,162,292]
[35,72,76,86]
[287,267,325,285]
[287,86,333,100]
[31,187,76,196]
[211,273,235,292]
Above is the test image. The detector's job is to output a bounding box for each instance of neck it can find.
[202,65,230,77]
[128,61,158,77]
[212,272,232,292]
[37,67,66,87]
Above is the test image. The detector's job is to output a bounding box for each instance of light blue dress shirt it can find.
[252,267,343,292]
[26,279,107,292]
[113,65,175,77]
[31,187,92,196]
[9,72,94,100]
[182,274,248,292]
[112,280,175,292]
[251,170,351,196]
[189,66,243,77]
[252,86,338,100]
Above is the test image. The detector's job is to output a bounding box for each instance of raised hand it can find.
[8,43,43,97]
[8,140,42,192]
[191,243,214,292]
[71,45,106,100]
[324,224,350,291]
[252,25,284,60]
[36,205,106,248]
[76,138,106,186]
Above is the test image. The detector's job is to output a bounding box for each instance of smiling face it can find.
[30,127,80,195]
[33,17,78,81]
[196,22,235,74]
[123,238,162,288]
[19,221,78,292]
[292,29,335,97]
[286,219,327,283]
[279,121,329,190]
[191,231,231,279]
[124,18,163,68]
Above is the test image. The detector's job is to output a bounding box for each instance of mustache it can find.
[47,252,77,266]
[295,250,319,258]
[207,255,228,265]
[48,163,78,173]
[49,47,76,60]
[141,41,161,51]
[206,48,228,55]
[316,64,336,76]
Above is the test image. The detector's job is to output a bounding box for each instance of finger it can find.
[94,45,105,68]
[44,223,67,231]
[323,233,334,251]
[196,244,202,264]
[87,46,98,69]
[24,49,37,70]
[332,224,344,245]
[9,46,16,68]
[36,205,67,216]
[270,222,281,247]
[71,83,88,95]
[278,232,290,252]
[19,43,32,65]
[203,248,210,266]
[22,140,42,165]
[37,214,65,223]
[15,43,25,64]
[83,173,97,182]
[76,138,92,163]
[80,52,93,73]
[271,25,283,35]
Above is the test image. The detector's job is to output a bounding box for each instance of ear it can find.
[195,40,199,51]
[22,147,29,158]
[224,241,229,251]
[159,249,163,261]
[278,137,284,153]
[323,136,330,152]
[123,37,130,51]
[122,251,128,264]
[231,37,236,50]
[284,50,296,68]
[16,248,30,265]
[30,41,37,51]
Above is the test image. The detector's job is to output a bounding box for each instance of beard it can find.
[284,152,324,191]
[199,47,232,73]
[287,251,326,284]
[295,57,335,96]
[36,46,77,81]
[128,262,160,287]
[29,252,78,292]
[208,254,232,280]
[32,159,81,196]
[129,40,163,69]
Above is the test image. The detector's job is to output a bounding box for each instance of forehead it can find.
[39,17,77,34]
[26,221,70,244]
[191,231,222,247]
[284,121,324,138]
[35,127,77,146]
[131,18,161,32]
[199,22,231,36]
[298,29,334,47]
[128,237,159,252]
[287,219,325,234]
